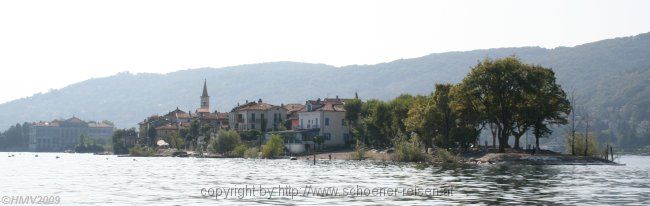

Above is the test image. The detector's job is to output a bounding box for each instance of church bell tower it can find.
[201,79,209,111]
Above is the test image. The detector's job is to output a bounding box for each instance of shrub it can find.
[129,144,155,157]
[245,147,260,158]
[391,137,427,162]
[564,133,601,156]
[209,130,241,154]
[435,149,462,164]
[240,130,262,141]
[75,144,105,153]
[350,140,366,160]
[261,134,285,158]
[232,144,247,158]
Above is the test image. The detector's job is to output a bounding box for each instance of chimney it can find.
[258,98,262,103]
[336,95,339,100]
[246,100,248,103]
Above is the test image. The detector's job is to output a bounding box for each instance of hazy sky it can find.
[0,0,649,104]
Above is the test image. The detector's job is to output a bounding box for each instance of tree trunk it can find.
[513,133,524,150]
[490,123,497,149]
[498,128,508,153]
[514,136,519,150]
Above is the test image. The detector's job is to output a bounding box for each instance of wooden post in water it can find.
[610,146,614,162]
[313,145,316,165]
[570,91,576,156]
[584,112,589,157]
[605,144,609,161]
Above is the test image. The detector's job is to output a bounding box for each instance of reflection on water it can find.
[1,153,648,205]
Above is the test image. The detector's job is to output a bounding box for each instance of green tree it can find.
[405,84,482,150]
[344,98,363,145]
[344,98,362,127]
[360,100,394,148]
[112,128,138,154]
[405,95,436,148]
[526,65,571,149]
[0,122,30,150]
[170,133,185,149]
[431,84,455,148]
[449,88,483,150]
[188,120,200,146]
[261,134,285,158]
[209,130,241,154]
[389,94,415,136]
[455,57,539,152]
[147,125,157,147]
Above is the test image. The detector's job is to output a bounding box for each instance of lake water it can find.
[1,152,649,205]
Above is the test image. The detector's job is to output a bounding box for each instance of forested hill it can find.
[0,32,648,147]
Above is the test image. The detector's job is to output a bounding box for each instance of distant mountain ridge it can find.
[0,32,648,136]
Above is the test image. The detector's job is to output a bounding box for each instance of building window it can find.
[342,119,346,126]
[323,133,331,141]
[251,113,256,122]
[325,118,330,126]
[301,119,304,128]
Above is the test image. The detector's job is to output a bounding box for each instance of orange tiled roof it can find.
[283,103,305,113]
[231,102,278,112]
[196,108,210,113]
[315,102,346,112]
[302,97,347,112]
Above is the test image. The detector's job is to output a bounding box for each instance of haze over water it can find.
[1,153,648,205]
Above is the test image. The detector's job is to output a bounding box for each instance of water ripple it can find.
[1,153,649,205]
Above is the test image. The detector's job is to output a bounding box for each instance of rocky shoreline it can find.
[468,152,623,165]
[116,148,623,166]
[292,149,623,166]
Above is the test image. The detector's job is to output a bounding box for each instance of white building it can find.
[265,97,353,154]
[28,116,115,151]
[297,98,352,147]
[229,99,288,132]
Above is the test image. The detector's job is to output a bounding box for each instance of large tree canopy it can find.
[343,57,570,152]
[455,57,571,152]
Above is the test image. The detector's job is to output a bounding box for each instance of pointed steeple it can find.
[200,79,210,111]
[202,79,209,97]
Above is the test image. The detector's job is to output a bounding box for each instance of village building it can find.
[229,99,288,132]
[266,96,352,154]
[138,80,228,144]
[283,103,305,130]
[28,116,115,151]
[297,97,352,147]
